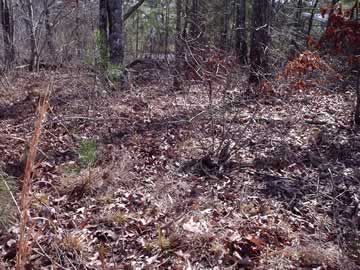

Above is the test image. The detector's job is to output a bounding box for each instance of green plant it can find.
[95,29,109,68]
[78,139,97,168]
[106,63,123,82]
[91,29,125,84]
[84,29,109,67]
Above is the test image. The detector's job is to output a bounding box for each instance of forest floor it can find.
[0,60,360,269]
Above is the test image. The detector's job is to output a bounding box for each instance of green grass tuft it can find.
[78,139,97,168]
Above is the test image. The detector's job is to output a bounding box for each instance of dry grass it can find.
[15,81,50,270]
[259,244,358,270]
[59,233,83,253]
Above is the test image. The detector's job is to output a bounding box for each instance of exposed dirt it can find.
[0,64,359,269]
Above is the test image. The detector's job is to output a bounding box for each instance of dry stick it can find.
[33,242,68,270]
[0,134,48,161]
[15,80,51,270]
[208,81,215,153]
[0,134,27,142]
[230,102,262,158]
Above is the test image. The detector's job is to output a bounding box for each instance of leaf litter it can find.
[0,65,359,269]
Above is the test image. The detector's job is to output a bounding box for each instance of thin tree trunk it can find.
[189,0,206,44]
[189,0,198,38]
[0,0,15,69]
[249,0,271,84]
[182,0,190,40]
[173,0,182,90]
[75,0,81,58]
[218,0,229,51]
[235,0,247,64]
[296,0,303,25]
[160,11,165,56]
[99,0,108,38]
[123,0,145,22]
[164,0,170,60]
[108,0,123,65]
[307,0,319,36]
[98,0,108,65]
[24,0,38,71]
[44,0,56,62]
[135,10,139,58]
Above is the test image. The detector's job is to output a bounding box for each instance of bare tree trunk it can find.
[75,0,82,59]
[123,0,145,22]
[307,0,319,36]
[235,0,247,64]
[106,0,123,66]
[27,0,37,71]
[189,0,206,44]
[182,0,190,40]
[44,0,56,62]
[135,10,139,58]
[173,0,182,90]
[296,0,303,25]
[217,0,229,51]
[160,11,165,55]
[98,0,108,65]
[99,0,108,38]
[21,0,38,71]
[0,0,15,69]
[189,0,198,38]
[249,0,271,84]
[164,0,170,60]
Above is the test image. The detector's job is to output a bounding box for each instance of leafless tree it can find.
[249,0,271,84]
[235,0,247,64]
[0,0,15,69]
[19,0,38,71]
[173,0,182,90]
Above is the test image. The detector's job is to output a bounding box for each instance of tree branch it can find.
[123,0,146,22]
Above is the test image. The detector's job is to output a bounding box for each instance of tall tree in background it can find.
[189,0,206,44]
[295,0,303,25]
[43,0,56,62]
[235,0,247,64]
[98,0,146,67]
[164,0,171,59]
[99,0,108,65]
[307,0,319,36]
[173,0,182,90]
[0,0,15,69]
[249,0,271,84]
[98,0,126,66]
[75,0,82,58]
[214,0,230,51]
[107,0,124,65]
[20,0,38,71]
